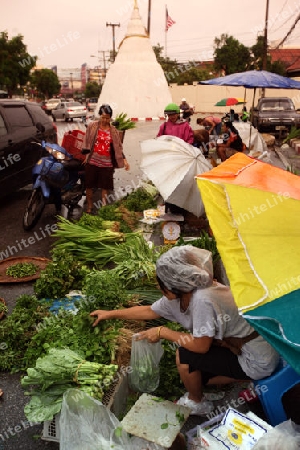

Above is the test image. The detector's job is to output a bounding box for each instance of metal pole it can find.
[262,0,269,71]
[261,0,269,98]
[147,0,151,36]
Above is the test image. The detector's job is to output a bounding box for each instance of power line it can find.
[275,12,300,48]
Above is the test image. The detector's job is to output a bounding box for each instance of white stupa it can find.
[96,0,172,119]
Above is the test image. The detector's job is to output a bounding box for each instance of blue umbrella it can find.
[199,70,300,89]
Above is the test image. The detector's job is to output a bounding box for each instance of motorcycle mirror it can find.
[36,122,45,133]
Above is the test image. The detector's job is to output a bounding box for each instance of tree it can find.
[214,34,251,75]
[152,44,210,85]
[0,31,36,97]
[85,81,101,99]
[31,69,60,99]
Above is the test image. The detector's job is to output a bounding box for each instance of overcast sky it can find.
[1,0,300,70]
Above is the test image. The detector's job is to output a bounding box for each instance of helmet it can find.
[164,103,180,114]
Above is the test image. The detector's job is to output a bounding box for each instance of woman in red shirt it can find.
[82,104,130,213]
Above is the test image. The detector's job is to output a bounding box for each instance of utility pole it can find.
[106,22,120,62]
[261,0,269,98]
[147,0,152,36]
[262,0,269,71]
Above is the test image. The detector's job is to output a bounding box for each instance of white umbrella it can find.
[140,135,212,217]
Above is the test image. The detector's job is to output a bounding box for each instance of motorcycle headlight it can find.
[52,150,66,160]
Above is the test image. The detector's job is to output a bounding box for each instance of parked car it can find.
[0,99,57,199]
[87,97,98,111]
[44,98,61,115]
[52,101,87,122]
[252,97,300,134]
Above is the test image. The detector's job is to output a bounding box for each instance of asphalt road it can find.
[0,118,161,450]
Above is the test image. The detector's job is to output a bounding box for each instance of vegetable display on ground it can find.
[22,348,118,422]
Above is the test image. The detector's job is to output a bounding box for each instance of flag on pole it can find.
[165,6,176,31]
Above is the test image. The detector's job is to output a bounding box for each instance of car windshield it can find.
[261,100,293,111]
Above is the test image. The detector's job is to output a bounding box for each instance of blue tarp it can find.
[199,70,300,89]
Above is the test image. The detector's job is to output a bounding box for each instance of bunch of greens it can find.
[96,203,142,233]
[82,269,128,310]
[0,295,50,372]
[104,233,160,288]
[121,186,157,212]
[34,247,90,299]
[283,125,300,144]
[52,217,126,267]
[113,112,136,131]
[22,348,118,422]
[153,322,186,401]
[23,300,123,369]
[176,231,220,265]
[6,262,38,278]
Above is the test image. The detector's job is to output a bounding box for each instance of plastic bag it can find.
[128,334,164,393]
[252,419,300,450]
[59,388,131,450]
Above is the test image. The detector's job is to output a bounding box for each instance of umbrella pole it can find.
[248,88,257,150]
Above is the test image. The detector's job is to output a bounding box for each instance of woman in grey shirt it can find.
[90,246,279,416]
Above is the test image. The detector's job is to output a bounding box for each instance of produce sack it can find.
[60,388,131,450]
[128,334,164,393]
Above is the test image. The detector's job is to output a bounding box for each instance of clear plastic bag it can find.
[59,388,131,450]
[252,419,300,450]
[128,334,164,393]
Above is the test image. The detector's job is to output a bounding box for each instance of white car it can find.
[52,101,87,122]
[44,98,61,115]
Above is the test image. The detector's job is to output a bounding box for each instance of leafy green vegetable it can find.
[0,295,50,372]
[34,247,89,299]
[22,348,118,422]
[176,231,220,264]
[121,187,157,212]
[82,269,127,310]
[6,262,38,278]
[114,112,136,130]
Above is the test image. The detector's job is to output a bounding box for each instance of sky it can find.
[1,0,300,71]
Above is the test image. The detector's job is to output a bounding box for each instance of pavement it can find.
[0,118,296,449]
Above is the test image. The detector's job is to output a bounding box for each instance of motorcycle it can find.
[23,123,85,231]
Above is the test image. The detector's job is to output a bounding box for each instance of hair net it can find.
[156,245,213,293]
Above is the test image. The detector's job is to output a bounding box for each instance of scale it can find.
[162,221,181,244]
[159,212,184,244]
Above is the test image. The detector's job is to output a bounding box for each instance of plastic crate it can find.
[42,413,61,442]
[61,130,85,162]
[42,374,128,443]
